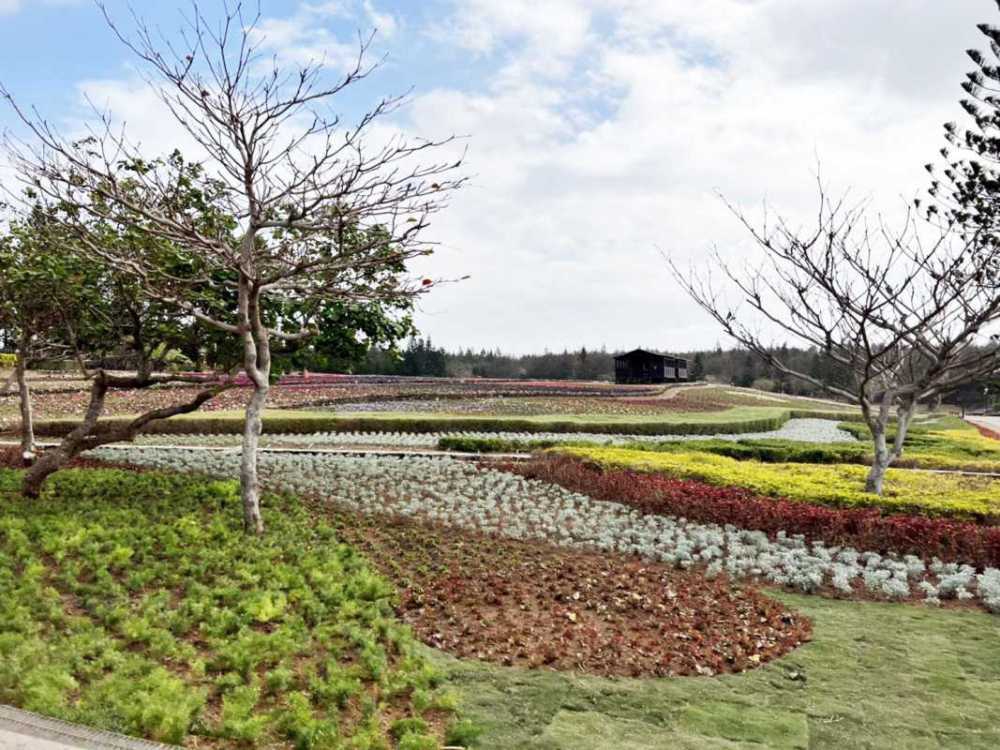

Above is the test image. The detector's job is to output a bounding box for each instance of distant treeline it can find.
[355,339,853,397]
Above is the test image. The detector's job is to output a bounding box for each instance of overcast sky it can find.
[0,0,992,353]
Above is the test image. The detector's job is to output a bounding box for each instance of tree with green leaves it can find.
[3,3,463,532]
[924,1,1000,276]
[1,203,235,497]
[0,208,98,463]
[689,352,705,381]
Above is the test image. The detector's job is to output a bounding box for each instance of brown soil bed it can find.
[325,509,811,678]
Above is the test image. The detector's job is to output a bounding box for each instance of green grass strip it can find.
[434,591,1000,749]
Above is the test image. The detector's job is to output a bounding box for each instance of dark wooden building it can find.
[614,349,688,384]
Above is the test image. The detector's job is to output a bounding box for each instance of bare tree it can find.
[2,3,463,531]
[671,187,1000,495]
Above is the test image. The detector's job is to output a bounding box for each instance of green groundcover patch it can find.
[0,468,462,749]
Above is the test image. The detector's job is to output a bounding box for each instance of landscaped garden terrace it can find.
[4,382,1000,748]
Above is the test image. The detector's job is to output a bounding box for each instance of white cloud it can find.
[362,0,398,37]
[403,0,989,353]
[249,0,401,70]
[1,0,87,12]
[250,15,361,72]
[5,0,993,354]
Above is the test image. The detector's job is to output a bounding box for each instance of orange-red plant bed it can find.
[328,510,811,678]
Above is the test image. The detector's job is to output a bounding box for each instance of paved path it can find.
[967,415,1000,437]
[0,706,173,749]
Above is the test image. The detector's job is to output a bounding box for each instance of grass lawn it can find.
[434,592,1000,749]
[560,446,1000,519]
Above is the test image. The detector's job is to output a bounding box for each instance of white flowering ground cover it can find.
[123,417,857,450]
[87,445,1000,613]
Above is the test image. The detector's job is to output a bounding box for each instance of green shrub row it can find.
[34,411,794,438]
[439,435,869,463]
[0,352,16,368]
[437,436,560,453]
[789,408,865,422]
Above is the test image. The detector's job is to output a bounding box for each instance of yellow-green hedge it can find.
[0,353,16,368]
[558,446,1000,520]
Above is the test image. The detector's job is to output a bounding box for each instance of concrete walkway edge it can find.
[0,705,175,749]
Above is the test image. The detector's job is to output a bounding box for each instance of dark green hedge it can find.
[439,434,870,463]
[33,411,793,438]
[788,408,864,422]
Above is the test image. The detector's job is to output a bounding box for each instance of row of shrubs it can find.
[788,408,867,422]
[559,446,1000,520]
[445,436,1000,480]
[32,411,796,438]
[510,455,1000,569]
[439,435,869,462]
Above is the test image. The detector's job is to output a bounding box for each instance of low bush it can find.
[640,439,865,464]
[0,352,16,368]
[789,408,866,422]
[558,446,1000,520]
[437,417,1000,473]
[511,455,1000,568]
[437,436,561,453]
[33,410,794,438]
[0,468,457,748]
[440,435,870,463]
[838,419,1000,471]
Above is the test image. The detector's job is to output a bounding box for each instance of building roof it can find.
[615,348,687,361]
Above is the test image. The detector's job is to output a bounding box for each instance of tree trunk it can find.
[236,251,269,535]
[22,442,75,497]
[890,400,916,460]
[21,371,226,498]
[240,381,267,535]
[864,397,916,496]
[15,346,35,466]
[22,374,108,497]
[865,424,890,495]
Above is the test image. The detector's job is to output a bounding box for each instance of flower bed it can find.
[0,468,457,749]
[558,446,1000,520]
[509,454,1000,570]
[4,377,663,422]
[83,446,1000,611]
[332,511,810,678]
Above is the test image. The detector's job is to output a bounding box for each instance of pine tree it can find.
[925,4,1000,275]
[690,352,705,380]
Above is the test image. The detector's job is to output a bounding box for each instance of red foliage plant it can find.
[506,455,1000,569]
[972,423,1000,441]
